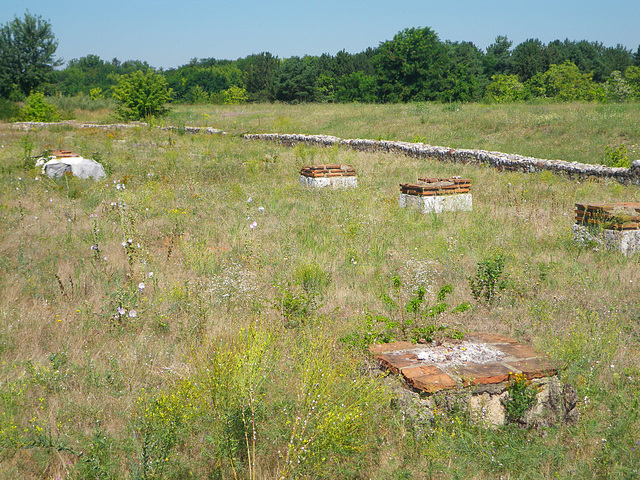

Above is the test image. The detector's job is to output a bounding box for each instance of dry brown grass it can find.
[0,107,639,478]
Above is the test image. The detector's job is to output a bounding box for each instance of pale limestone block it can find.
[468,392,507,427]
[399,193,473,214]
[573,224,640,255]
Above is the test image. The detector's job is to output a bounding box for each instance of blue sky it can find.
[3,0,639,69]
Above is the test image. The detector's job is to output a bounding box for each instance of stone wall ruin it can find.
[244,133,640,185]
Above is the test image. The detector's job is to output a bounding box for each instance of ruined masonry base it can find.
[399,193,473,214]
[391,374,578,429]
[573,224,640,255]
[299,175,357,188]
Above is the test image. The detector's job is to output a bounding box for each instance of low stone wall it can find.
[244,133,640,185]
[10,121,226,136]
[10,122,638,183]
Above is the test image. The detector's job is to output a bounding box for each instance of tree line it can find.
[2,12,640,108]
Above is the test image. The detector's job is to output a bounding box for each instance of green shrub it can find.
[502,372,540,422]
[468,253,507,303]
[111,70,172,120]
[484,74,525,103]
[603,144,630,168]
[0,98,20,121]
[223,85,249,105]
[341,280,465,349]
[19,92,59,122]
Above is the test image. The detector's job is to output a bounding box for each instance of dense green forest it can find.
[2,12,640,106]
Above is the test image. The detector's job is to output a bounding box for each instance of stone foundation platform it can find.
[369,332,578,428]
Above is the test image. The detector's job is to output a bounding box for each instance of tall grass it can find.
[0,104,639,478]
[166,101,640,165]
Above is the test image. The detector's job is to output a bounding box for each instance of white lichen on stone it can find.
[415,341,506,367]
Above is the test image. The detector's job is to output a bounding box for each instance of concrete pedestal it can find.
[573,224,640,255]
[399,193,473,214]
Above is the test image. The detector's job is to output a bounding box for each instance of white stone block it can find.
[399,193,473,214]
[573,224,640,255]
[299,175,357,188]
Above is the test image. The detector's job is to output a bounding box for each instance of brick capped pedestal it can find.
[299,164,357,188]
[369,332,578,427]
[573,202,640,255]
[399,177,472,214]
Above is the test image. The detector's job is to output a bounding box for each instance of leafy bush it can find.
[605,71,633,103]
[603,144,630,168]
[111,70,172,120]
[341,279,465,349]
[223,85,249,105]
[525,62,604,101]
[89,87,104,100]
[484,74,525,103]
[0,98,20,121]
[502,372,540,422]
[468,253,507,303]
[19,92,59,121]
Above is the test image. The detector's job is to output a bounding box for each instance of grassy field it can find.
[163,102,640,166]
[0,102,639,479]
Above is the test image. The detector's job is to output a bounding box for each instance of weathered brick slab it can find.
[494,343,539,359]
[400,177,472,197]
[368,341,415,355]
[376,353,419,374]
[300,164,356,178]
[575,202,640,231]
[506,358,558,379]
[369,332,556,394]
[456,362,513,386]
[402,365,457,392]
[465,332,519,345]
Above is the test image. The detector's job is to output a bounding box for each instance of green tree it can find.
[373,27,448,102]
[510,38,548,82]
[564,40,606,81]
[111,70,172,120]
[54,54,117,96]
[240,52,280,102]
[164,62,242,102]
[483,35,513,78]
[602,44,633,78]
[484,74,525,102]
[335,72,377,102]
[623,66,640,99]
[274,56,318,103]
[0,12,61,99]
[443,41,486,102]
[526,61,603,101]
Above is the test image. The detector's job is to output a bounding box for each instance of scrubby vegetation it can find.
[0,103,639,478]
